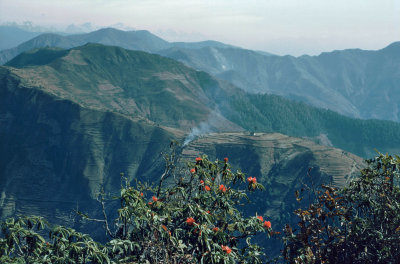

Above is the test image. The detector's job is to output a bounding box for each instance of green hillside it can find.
[2,43,399,260]
[3,27,400,123]
[5,44,400,157]
[160,42,400,122]
[223,93,400,157]
[5,44,240,131]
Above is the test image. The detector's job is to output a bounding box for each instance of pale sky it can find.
[1,0,399,56]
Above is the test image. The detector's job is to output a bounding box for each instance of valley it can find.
[0,30,399,259]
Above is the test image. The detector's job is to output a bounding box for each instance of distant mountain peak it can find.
[381,41,400,52]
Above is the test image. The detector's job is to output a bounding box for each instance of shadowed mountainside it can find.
[160,42,400,122]
[0,43,395,252]
[0,28,400,121]
[2,27,399,122]
[4,44,400,159]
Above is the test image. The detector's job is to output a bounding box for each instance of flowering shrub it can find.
[99,142,271,263]
[283,153,400,264]
[2,142,397,263]
[0,140,273,263]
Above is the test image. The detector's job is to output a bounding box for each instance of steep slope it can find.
[3,27,399,122]
[0,65,366,240]
[0,44,393,255]
[222,93,400,158]
[5,44,240,132]
[0,67,181,237]
[4,44,400,158]
[160,43,400,122]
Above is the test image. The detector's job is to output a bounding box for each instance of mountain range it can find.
[0,25,41,50]
[1,28,399,256]
[0,43,374,239]
[4,44,400,158]
[1,27,399,122]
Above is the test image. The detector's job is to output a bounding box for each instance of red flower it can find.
[212,227,219,232]
[186,217,195,226]
[190,168,196,174]
[140,192,143,197]
[263,221,271,229]
[221,245,232,254]
[200,180,204,184]
[224,157,228,162]
[207,210,211,214]
[247,177,257,184]
[219,184,227,193]
[148,202,153,206]
[196,157,202,162]
[257,215,263,222]
[152,196,158,202]
[205,185,211,191]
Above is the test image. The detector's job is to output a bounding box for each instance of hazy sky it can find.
[1,0,399,56]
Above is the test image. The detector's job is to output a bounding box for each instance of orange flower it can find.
[221,245,232,254]
[190,168,196,174]
[148,202,153,206]
[219,184,227,193]
[186,217,195,226]
[205,185,211,191]
[212,227,219,232]
[200,180,204,184]
[263,221,271,229]
[224,157,228,162]
[161,224,168,231]
[257,215,263,222]
[247,177,257,184]
[196,157,202,162]
[152,196,158,202]
[140,192,143,197]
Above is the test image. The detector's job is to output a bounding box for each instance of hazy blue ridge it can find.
[2,26,399,123]
[5,43,400,158]
[0,26,41,50]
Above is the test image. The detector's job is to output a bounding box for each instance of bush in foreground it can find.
[0,143,273,263]
[2,146,399,263]
[283,153,400,263]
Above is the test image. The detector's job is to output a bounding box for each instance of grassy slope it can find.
[5,43,400,157]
